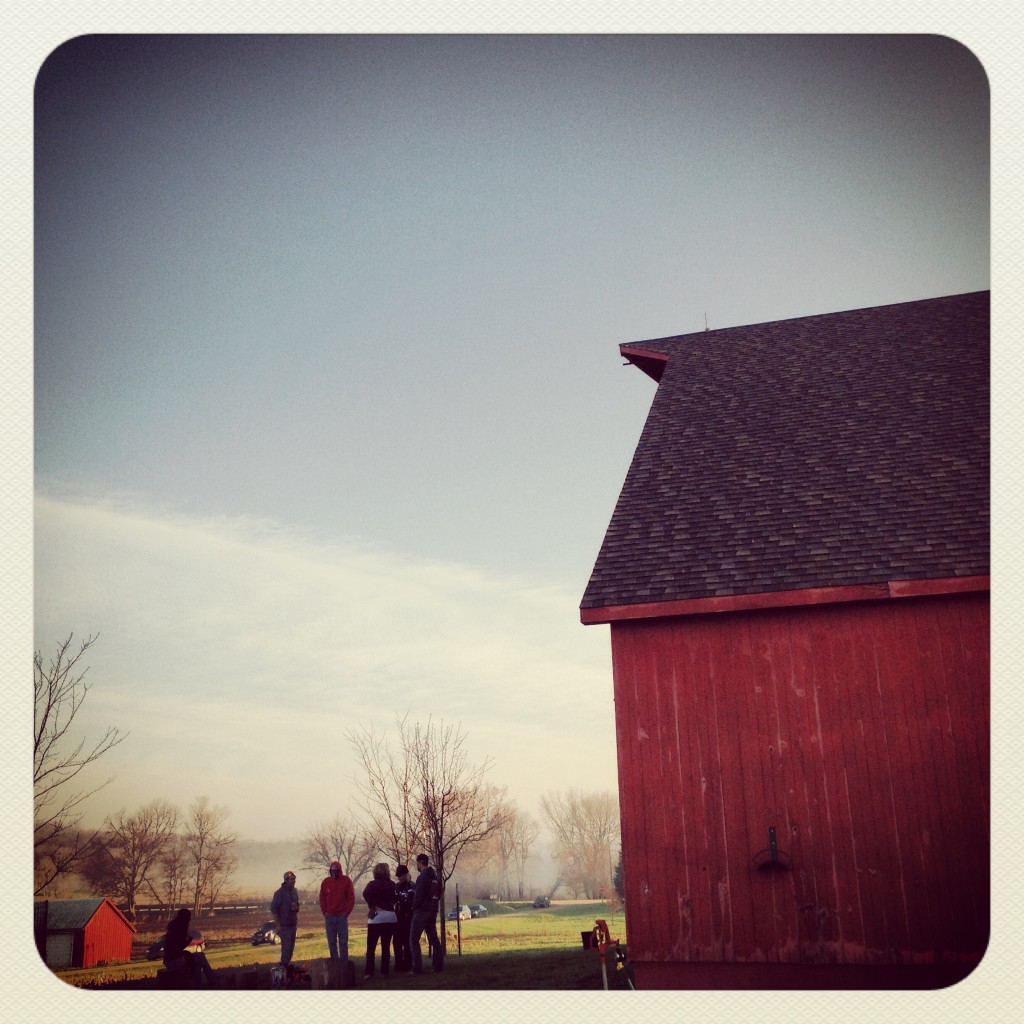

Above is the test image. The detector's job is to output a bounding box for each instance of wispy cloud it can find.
[34,489,617,838]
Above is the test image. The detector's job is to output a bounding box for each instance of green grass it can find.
[412,902,631,988]
[51,901,633,990]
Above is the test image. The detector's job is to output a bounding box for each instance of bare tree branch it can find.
[81,800,179,918]
[183,796,238,916]
[347,715,423,864]
[34,633,127,893]
[300,814,378,888]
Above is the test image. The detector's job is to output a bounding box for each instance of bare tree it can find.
[348,714,507,950]
[147,834,189,910]
[182,796,238,917]
[300,814,378,888]
[205,846,240,911]
[443,786,511,895]
[81,799,179,919]
[404,717,508,939]
[507,808,541,900]
[348,717,422,864]
[540,788,620,899]
[34,633,127,894]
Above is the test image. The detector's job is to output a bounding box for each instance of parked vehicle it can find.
[533,896,551,908]
[468,904,488,918]
[447,905,472,921]
[251,921,281,945]
[145,938,165,960]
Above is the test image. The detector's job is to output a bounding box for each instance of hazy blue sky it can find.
[32,33,988,843]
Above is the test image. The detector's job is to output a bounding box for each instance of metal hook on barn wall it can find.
[752,825,792,871]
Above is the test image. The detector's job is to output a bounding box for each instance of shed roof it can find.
[38,897,135,932]
[581,291,989,614]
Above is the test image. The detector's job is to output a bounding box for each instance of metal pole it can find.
[455,882,462,955]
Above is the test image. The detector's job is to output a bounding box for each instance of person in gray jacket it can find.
[270,870,300,965]
[409,853,443,974]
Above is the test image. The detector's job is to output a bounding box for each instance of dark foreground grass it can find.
[357,946,628,990]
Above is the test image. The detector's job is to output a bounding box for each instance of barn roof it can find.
[39,897,135,932]
[581,290,989,615]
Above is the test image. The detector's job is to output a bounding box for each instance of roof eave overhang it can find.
[620,344,670,382]
[580,574,990,625]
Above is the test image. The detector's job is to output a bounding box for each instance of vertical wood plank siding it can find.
[610,592,989,978]
[83,901,134,966]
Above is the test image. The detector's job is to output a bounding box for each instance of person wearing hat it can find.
[393,864,415,973]
[185,927,217,986]
[270,870,300,965]
[319,860,355,963]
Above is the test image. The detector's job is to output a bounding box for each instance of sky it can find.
[29,32,990,848]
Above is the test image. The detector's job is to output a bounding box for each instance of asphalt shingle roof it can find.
[581,291,989,611]
[37,897,136,933]
[40,898,106,930]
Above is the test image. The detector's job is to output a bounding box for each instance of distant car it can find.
[533,896,551,908]
[447,905,472,921]
[468,904,488,918]
[251,921,281,945]
[145,939,165,960]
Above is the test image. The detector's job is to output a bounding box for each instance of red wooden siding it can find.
[610,591,988,988]
[82,900,134,966]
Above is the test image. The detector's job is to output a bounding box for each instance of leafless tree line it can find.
[539,788,620,899]
[302,717,620,911]
[75,796,238,920]
[445,807,541,900]
[34,634,619,925]
[301,793,542,901]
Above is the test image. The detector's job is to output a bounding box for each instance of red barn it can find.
[581,291,989,989]
[35,898,136,969]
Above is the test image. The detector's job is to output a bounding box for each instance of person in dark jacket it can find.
[270,870,300,965]
[392,864,415,972]
[362,862,398,978]
[409,853,443,974]
[163,907,191,963]
[162,908,203,986]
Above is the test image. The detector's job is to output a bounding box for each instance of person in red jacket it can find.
[319,860,355,962]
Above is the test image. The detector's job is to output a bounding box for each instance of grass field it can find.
[51,900,634,991]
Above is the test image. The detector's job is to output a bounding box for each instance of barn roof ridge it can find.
[622,289,989,352]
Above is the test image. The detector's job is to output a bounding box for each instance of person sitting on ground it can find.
[185,927,217,986]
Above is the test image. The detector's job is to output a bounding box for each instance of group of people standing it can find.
[271,852,444,978]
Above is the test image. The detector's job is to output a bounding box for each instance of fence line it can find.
[133,903,267,915]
